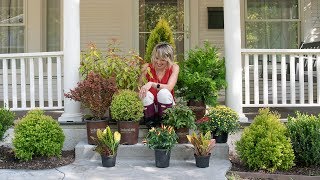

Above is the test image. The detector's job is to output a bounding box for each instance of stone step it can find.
[75,141,229,161]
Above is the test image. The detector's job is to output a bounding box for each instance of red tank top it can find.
[146,64,174,104]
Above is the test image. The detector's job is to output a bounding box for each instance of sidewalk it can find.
[0,158,231,180]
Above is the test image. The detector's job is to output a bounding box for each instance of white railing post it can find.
[224,0,247,122]
[58,0,82,122]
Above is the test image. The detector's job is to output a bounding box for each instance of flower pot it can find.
[212,131,228,143]
[175,128,189,144]
[187,100,206,120]
[154,149,171,168]
[101,154,117,167]
[117,121,139,145]
[85,119,108,145]
[194,153,211,168]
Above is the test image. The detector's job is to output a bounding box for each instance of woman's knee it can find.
[142,91,154,106]
[157,89,174,104]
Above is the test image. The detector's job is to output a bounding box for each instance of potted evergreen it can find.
[110,90,144,145]
[176,41,226,120]
[146,125,178,168]
[187,131,216,168]
[162,104,196,143]
[91,126,121,167]
[65,71,117,145]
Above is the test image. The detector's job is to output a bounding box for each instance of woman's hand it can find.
[139,82,153,99]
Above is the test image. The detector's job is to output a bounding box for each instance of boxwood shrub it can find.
[287,112,320,166]
[13,109,65,161]
[0,108,15,140]
[236,108,295,172]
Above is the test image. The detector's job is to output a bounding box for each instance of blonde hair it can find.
[151,42,174,66]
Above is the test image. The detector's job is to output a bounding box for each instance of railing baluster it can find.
[289,55,295,104]
[57,56,63,108]
[307,55,313,103]
[47,57,53,107]
[272,55,277,104]
[29,58,35,108]
[299,55,304,104]
[254,54,259,105]
[21,58,26,108]
[281,54,286,104]
[317,55,320,104]
[11,59,18,109]
[39,57,44,108]
[263,54,268,104]
[2,59,9,108]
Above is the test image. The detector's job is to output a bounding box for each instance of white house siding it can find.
[80,0,135,52]
[300,0,320,43]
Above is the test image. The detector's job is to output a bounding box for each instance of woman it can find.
[139,42,179,128]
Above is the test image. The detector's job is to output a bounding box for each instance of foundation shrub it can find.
[236,108,295,172]
[13,110,65,161]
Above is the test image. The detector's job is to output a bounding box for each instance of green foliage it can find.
[0,108,15,140]
[13,110,65,161]
[287,112,320,166]
[187,131,215,156]
[145,18,175,62]
[92,126,121,157]
[162,104,196,129]
[146,125,178,151]
[110,90,144,122]
[196,116,211,134]
[176,41,226,106]
[80,41,145,90]
[236,108,295,172]
[208,105,239,135]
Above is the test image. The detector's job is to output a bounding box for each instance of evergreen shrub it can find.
[236,108,295,172]
[13,110,65,161]
[0,108,15,140]
[287,112,320,166]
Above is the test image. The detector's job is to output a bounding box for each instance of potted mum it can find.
[207,105,239,143]
[92,126,121,167]
[65,71,118,145]
[162,104,196,143]
[110,90,144,145]
[146,125,178,168]
[187,131,216,168]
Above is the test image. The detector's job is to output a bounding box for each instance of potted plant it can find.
[110,90,144,145]
[176,41,226,120]
[91,126,121,167]
[146,125,178,168]
[65,71,118,145]
[207,105,240,143]
[187,131,216,168]
[162,104,196,143]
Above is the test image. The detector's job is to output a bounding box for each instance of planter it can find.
[154,149,171,168]
[101,154,117,167]
[117,121,139,145]
[195,153,211,168]
[212,131,228,143]
[187,100,206,120]
[85,118,108,145]
[175,128,189,144]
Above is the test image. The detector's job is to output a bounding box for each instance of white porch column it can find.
[58,0,82,122]
[224,0,247,122]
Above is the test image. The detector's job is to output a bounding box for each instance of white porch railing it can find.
[0,52,64,111]
[242,49,320,107]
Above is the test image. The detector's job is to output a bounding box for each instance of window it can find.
[0,0,25,54]
[139,0,185,60]
[208,7,224,29]
[245,0,300,49]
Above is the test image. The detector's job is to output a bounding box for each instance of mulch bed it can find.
[230,154,320,177]
[0,145,75,170]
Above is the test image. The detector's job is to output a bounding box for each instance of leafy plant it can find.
[187,131,215,156]
[236,108,295,172]
[146,125,178,151]
[162,104,196,129]
[176,41,226,106]
[145,18,175,62]
[196,116,211,134]
[65,71,118,120]
[92,126,121,157]
[0,108,15,140]
[287,112,320,166]
[207,105,239,136]
[13,109,65,161]
[110,90,144,122]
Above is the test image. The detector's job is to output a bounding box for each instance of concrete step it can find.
[75,141,229,161]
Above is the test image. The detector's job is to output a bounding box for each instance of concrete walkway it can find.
[0,158,231,180]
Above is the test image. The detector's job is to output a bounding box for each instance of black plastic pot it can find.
[154,149,171,168]
[101,154,117,167]
[212,131,228,143]
[194,153,211,168]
